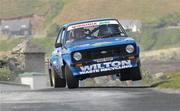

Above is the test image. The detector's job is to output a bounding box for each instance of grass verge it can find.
[157,72,180,89]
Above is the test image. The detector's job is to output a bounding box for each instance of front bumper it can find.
[70,56,139,76]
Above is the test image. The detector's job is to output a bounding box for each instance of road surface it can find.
[0,84,180,111]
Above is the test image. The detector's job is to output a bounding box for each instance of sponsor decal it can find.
[79,60,133,74]
[99,21,110,25]
[92,42,112,47]
[69,22,97,30]
[67,20,118,31]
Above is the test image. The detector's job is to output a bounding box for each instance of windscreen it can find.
[65,20,126,43]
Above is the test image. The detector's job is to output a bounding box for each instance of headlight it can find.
[126,45,134,53]
[73,52,82,61]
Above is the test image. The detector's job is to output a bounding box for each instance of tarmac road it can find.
[0,84,180,111]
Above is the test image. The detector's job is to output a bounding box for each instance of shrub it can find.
[0,68,12,81]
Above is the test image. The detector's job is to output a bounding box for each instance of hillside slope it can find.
[1,0,180,25]
[0,0,64,19]
[56,0,180,24]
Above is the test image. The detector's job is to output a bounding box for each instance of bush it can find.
[0,68,12,81]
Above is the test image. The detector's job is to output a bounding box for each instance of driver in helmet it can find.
[98,24,121,37]
[98,25,110,37]
[74,28,86,39]
[67,28,86,43]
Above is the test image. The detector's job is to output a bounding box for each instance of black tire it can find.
[51,68,66,88]
[119,66,142,81]
[65,65,79,89]
[48,69,53,87]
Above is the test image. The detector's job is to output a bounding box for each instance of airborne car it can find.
[49,18,142,89]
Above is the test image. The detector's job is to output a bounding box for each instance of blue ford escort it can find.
[49,18,142,89]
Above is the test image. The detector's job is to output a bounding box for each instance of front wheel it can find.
[119,66,142,81]
[65,65,79,89]
[50,68,66,88]
[48,69,53,87]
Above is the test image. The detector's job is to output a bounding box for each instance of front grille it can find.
[78,44,136,61]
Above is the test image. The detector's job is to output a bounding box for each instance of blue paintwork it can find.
[64,36,135,52]
[49,18,140,78]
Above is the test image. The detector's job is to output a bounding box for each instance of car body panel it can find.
[64,36,136,52]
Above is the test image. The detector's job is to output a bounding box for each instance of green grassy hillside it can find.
[56,0,180,24]
[158,72,180,89]
[0,0,64,19]
[0,0,65,35]
[1,0,180,24]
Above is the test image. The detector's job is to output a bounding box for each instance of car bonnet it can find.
[64,36,136,52]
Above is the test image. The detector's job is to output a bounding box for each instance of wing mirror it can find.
[55,43,62,48]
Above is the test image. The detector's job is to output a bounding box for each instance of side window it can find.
[61,30,66,45]
[56,28,63,44]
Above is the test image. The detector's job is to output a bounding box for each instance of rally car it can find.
[49,18,142,89]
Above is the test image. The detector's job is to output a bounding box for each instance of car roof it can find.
[63,18,118,28]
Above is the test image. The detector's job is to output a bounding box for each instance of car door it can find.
[53,27,66,78]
